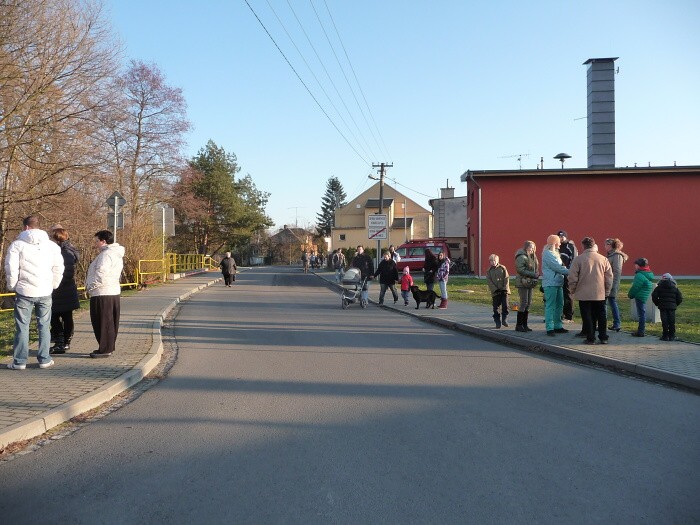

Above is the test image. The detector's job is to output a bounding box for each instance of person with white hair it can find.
[219,252,237,287]
[541,234,569,336]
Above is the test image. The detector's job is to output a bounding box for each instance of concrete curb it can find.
[0,276,222,449]
[318,271,700,392]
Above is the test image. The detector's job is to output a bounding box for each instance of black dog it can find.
[410,285,440,309]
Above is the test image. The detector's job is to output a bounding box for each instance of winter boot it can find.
[523,311,533,331]
[493,313,501,328]
[438,299,448,309]
[515,312,527,332]
[501,314,509,328]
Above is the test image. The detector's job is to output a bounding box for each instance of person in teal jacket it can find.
[627,257,654,336]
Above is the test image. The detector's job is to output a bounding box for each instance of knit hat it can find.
[557,230,568,238]
[634,257,648,267]
[661,273,675,282]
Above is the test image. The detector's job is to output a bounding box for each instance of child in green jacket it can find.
[627,257,654,336]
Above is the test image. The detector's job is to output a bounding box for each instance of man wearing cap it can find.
[568,237,613,344]
[627,258,654,337]
[558,230,578,322]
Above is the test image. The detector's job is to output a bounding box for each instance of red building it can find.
[461,165,700,277]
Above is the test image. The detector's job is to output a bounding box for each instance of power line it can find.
[322,0,392,161]
[264,0,371,161]
[243,0,371,166]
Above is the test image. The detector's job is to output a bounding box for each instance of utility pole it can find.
[372,162,393,268]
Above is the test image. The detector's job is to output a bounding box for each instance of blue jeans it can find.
[13,294,52,365]
[608,296,621,328]
[635,298,646,334]
[439,280,448,300]
[335,268,343,282]
[544,286,564,331]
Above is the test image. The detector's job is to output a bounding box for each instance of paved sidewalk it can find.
[0,271,221,449]
[317,270,700,392]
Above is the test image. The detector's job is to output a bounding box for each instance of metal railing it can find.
[0,252,216,313]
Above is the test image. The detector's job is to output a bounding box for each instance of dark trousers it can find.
[379,284,398,304]
[50,311,75,346]
[492,291,509,320]
[223,272,235,285]
[660,308,676,337]
[562,277,574,320]
[90,295,120,355]
[579,300,608,342]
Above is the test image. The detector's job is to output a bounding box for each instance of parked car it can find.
[395,239,451,272]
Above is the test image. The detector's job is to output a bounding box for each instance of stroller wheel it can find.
[341,297,348,309]
[360,298,367,308]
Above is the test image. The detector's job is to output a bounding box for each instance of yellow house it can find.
[332,182,432,251]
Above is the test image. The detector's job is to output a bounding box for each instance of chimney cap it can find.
[583,57,619,65]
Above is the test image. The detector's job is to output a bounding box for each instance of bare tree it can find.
[108,60,191,223]
[0,0,119,264]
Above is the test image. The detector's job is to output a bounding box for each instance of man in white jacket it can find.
[5,215,64,369]
[85,230,125,358]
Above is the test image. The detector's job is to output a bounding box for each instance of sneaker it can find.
[7,362,26,370]
[502,321,509,328]
[50,345,66,355]
[90,352,112,358]
[584,339,596,345]
[608,326,621,332]
[554,328,569,333]
[39,359,55,369]
[631,332,645,337]
[599,339,609,345]
[669,336,679,341]
[404,301,409,306]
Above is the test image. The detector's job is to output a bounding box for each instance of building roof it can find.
[460,165,700,181]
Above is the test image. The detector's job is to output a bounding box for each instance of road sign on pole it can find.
[368,214,388,240]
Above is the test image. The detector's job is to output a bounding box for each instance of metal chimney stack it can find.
[584,57,618,168]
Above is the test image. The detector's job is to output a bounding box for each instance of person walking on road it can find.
[85,230,124,358]
[219,252,237,287]
[351,245,374,305]
[542,234,569,336]
[374,250,399,305]
[486,254,510,328]
[605,238,628,331]
[49,227,81,355]
[568,238,613,345]
[4,215,64,369]
[627,257,654,337]
[514,240,539,332]
[332,248,346,283]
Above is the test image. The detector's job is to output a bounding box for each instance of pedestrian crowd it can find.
[329,231,683,344]
[4,215,125,369]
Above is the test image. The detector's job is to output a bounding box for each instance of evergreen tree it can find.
[316,177,347,237]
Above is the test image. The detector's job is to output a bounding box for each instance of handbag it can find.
[521,276,539,288]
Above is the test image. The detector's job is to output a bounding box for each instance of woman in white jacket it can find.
[85,230,125,358]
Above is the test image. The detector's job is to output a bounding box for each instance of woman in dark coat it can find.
[50,228,81,354]
[423,249,439,292]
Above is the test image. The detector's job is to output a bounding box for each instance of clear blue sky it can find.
[107,0,700,230]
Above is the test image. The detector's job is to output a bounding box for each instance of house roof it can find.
[460,165,700,181]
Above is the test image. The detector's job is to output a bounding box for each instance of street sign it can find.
[107,212,124,229]
[368,214,388,240]
[106,191,126,209]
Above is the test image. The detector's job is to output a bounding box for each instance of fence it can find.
[0,253,218,313]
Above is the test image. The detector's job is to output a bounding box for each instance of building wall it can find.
[332,182,432,251]
[466,169,700,277]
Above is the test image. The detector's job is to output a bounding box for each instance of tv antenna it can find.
[498,153,530,169]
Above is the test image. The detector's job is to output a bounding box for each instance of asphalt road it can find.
[1,266,699,524]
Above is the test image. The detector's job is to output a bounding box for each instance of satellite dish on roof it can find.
[553,153,572,169]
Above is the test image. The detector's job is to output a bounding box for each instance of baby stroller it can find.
[341,267,370,309]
